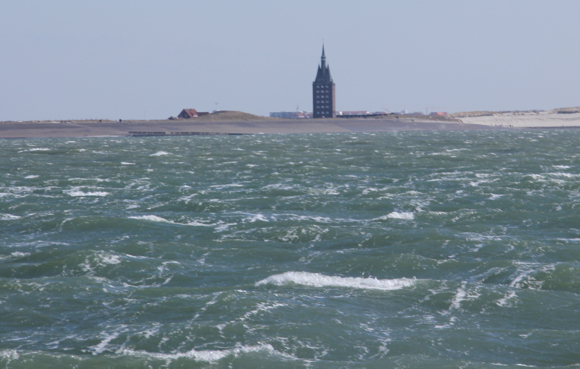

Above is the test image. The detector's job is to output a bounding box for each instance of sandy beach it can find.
[456,110,580,128]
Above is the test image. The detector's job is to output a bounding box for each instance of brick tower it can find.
[312,45,336,118]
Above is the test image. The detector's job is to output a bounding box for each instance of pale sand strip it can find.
[0,118,497,139]
[458,111,580,128]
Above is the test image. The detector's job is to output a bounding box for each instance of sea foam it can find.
[64,190,109,197]
[256,271,416,291]
[120,344,277,363]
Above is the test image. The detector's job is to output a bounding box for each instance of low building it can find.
[338,111,370,116]
[336,111,389,119]
[178,109,209,119]
[178,109,198,119]
[270,111,312,119]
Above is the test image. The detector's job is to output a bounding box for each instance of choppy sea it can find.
[1,130,580,368]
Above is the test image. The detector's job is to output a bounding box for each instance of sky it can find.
[1,1,579,121]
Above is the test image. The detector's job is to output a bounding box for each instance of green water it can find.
[1,130,579,368]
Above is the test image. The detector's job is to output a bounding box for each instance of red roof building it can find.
[178,109,199,119]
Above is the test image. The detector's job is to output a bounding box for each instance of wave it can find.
[128,215,174,223]
[64,190,109,197]
[120,344,277,363]
[19,148,50,152]
[256,271,416,291]
[129,215,218,227]
[150,151,169,156]
[377,212,415,221]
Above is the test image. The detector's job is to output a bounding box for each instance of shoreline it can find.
[0,117,502,139]
[1,114,580,139]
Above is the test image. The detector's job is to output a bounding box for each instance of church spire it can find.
[314,43,333,83]
[312,43,336,118]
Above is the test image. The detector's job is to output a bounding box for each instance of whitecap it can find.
[129,215,174,224]
[241,302,287,321]
[150,151,169,156]
[496,291,518,307]
[24,175,39,179]
[64,190,109,197]
[215,222,236,232]
[178,194,197,203]
[11,252,29,258]
[377,212,414,221]
[249,214,269,223]
[121,162,135,165]
[509,262,554,289]
[90,331,122,355]
[186,220,216,227]
[68,177,108,182]
[27,148,50,152]
[80,252,122,274]
[557,238,580,243]
[210,183,244,189]
[100,254,121,265]
[286,214,335,223]
[256,271,416,291]
[547,172,579,178]
[450,283,469,309]
[158,260,181,274]
[469,180,491,187]
[0,214,21,220]
[0,350,19,361]
[120,344,277,363]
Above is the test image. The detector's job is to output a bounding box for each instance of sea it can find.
[1,129,579,368]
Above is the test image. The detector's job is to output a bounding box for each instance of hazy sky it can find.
[1,1,579,121]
